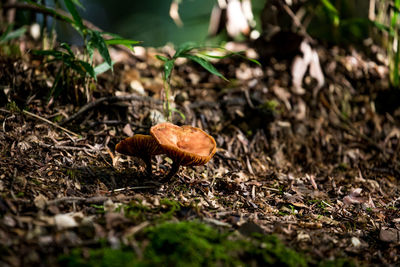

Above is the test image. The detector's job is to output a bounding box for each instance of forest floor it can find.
[0,38,399,266]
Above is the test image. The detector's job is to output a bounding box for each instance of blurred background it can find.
[81,0,215,47]
[44,0,266,46]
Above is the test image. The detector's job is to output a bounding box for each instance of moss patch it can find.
[59,220,311,267]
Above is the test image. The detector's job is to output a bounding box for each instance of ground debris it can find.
[0,40,399,266]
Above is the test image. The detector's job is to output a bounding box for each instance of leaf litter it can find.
[0,41,399,266]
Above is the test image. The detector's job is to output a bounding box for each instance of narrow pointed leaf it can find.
[60,43,75,57]
[201,51,261,66]
[88,30,112,69]
[174,42,198,58]
[33,49,67,59]
[156,55,169,62]
[0,26,26,43]
[71,0,85,10]
[77,60,96,79]
[104,38,140,51]
[94,62,113,76]
[183,54,228,81]
[64,0,84,30]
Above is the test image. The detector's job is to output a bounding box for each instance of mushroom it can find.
[150,122,217,182]
[115,134,163,175]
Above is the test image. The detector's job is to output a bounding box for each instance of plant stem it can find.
[164,81,172,121]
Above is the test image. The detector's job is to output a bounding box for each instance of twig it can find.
[215,152,240,161]
[189,100,221,109]
[61,94,162,125]
[46,196,109,206]
[38,142,101,153]
[87,120,149,129]
[281,3,315,44]
[111,185,157,193]
[22,110,80,137]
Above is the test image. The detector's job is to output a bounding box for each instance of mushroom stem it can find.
[160,160,181,183]
[143,156,153,176]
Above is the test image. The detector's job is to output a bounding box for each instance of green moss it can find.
[259,100,279,113]
[90,204,105,214]
[241,234,308,267]
[66,169,78,179]
[143,221,230,266]
[157,198,181,221]
[0,44,22,58]
[59,247,138,267]
[336,163,349,171]
[123,201,151,222]
[122,198,182,223]
[6,101,21,113]
[59,221,310,267]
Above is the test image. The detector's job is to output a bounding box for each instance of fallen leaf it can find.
[379,228,399,243]
[343,188,365,205]
[34,194,48,210]
[123,123,134,137]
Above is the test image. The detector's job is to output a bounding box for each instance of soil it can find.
[0,38,399,266]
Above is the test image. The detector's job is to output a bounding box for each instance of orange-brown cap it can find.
[150,122,216,166]
[115,134,163,158]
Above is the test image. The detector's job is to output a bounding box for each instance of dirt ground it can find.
[0,40,399,266]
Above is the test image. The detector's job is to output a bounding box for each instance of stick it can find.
[111,185,157,193]
[23,110,80,137]
[61,94,162,125]
[46,196,109,206]
[38,142,100,153]
[215,152,240,161]
[281,3,315,44]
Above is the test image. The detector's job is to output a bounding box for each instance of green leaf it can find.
[171,107,186,120]
[33,49,67,60]
[87,30,112,69]
[71,0,85,10]
[371,21,393,36]
[201,51,261,66]
[0,24,13,41]
[62,60,84,75]
[174,42,198,58]
[104,38,140,50]
[64,0,84,31]
[100,32,123,38]
[164,59,175,81]
[94,62,113,76]
[65,59,95,78]
[77,60,96,79]
[48,67,63,99]
[156,55,169,62]
[183,54,228,81]
[60,43,75,57]
[320,0,340,27]
[390,0,400,30]
[0,26,27,43]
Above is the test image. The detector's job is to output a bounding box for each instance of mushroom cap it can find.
[150,122,216,166]
[115,134,163,158]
